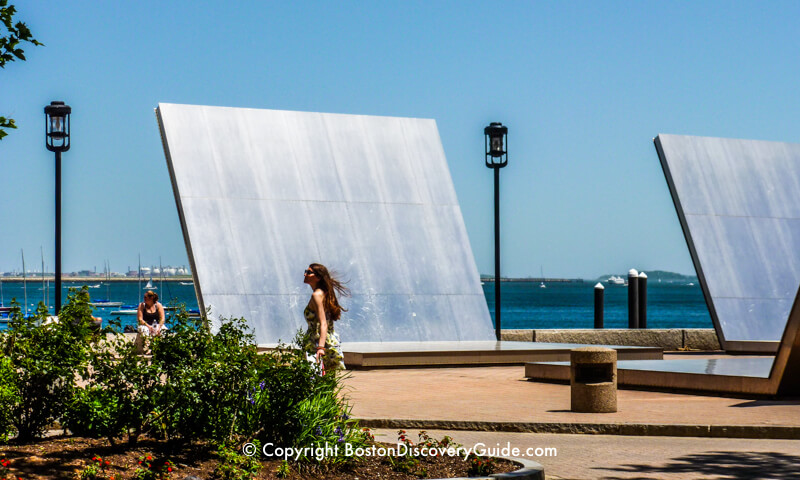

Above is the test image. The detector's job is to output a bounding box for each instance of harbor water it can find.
[484,281,712,329]
[0,281,200,331]
[0,279,712,331]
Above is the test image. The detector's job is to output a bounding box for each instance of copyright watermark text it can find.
[242,441,556,461]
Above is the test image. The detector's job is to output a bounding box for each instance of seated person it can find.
[135,290,166,353]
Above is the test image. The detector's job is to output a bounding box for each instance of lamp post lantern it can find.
[45,101,71,315]
[485,122,508,341]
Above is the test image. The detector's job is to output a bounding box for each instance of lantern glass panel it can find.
[490,135,503,155]
[50,115,65,134]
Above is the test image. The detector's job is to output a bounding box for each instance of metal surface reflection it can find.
[157,104,494,345]
[655,134,800,352]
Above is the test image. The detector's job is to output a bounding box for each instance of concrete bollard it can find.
[570,347,617,413]
[638,271,647,329]
[594,282,604,329]
[627,269,639,329]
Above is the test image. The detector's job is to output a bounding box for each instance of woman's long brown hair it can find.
[309,263,349,321]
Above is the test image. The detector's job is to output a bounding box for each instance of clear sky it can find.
[2,1,799,279]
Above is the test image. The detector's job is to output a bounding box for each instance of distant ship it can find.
[90,300,123,307]
[607,275,626,286]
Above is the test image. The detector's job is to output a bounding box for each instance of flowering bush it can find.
[390,430,426,476]
[466,451,496,477]
[0,455,20,480]
[361,427,375,442]
[133,455,173,480]
[77,455,115,480]
[390,430,467,476]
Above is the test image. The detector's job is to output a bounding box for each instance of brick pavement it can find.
[342,365,800,428]
[370,428,800,480]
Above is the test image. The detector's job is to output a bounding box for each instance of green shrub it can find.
[212,441,262,480]
[63,332,164,445]
[0,356,19,442]
[242,332,367,466]
[152,309,260,442]
[275,460,291,478]
[0,289,95,440]
[1,294,366,471]
[240,333,319,447]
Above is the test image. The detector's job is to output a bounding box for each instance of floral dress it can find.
[304,304,345,373]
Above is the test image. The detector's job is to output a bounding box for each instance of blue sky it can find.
[2,1,799,278]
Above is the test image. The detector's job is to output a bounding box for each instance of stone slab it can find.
[338,340,661,368]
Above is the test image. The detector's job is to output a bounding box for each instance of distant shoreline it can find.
[0,276,193,283]
[481,278,583,283]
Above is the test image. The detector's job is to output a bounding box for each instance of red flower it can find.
[146,456,152,461]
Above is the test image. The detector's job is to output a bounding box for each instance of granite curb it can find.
[358,418,800,440]
[429,456,544,480]
[501,328,721,350]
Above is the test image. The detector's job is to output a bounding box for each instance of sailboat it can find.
[21,249,28,316]
[539,266,546,289]
[90,260,122,307]
[0,273,7,320]
[144,274,156,290]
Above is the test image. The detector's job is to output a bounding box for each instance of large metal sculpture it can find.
[156,103,494,345]
[655,134,800,352]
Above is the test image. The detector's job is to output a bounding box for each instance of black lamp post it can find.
[45,101,71,315]
[485,122,508,341]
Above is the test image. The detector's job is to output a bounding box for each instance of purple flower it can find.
[259,382,265,390]
[315,427,323,436]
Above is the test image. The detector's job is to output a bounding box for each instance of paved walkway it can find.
[342,361,800,479]
[369,428,800,479]
[342,364,800,429]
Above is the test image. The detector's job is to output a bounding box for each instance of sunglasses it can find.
[304,269,315,275]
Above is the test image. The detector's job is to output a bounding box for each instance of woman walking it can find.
[303,263,349,373]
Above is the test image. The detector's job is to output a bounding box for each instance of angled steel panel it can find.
[157,103,494,345]
[655,134,800,352]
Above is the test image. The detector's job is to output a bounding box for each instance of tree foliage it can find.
[0,0,42,140]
